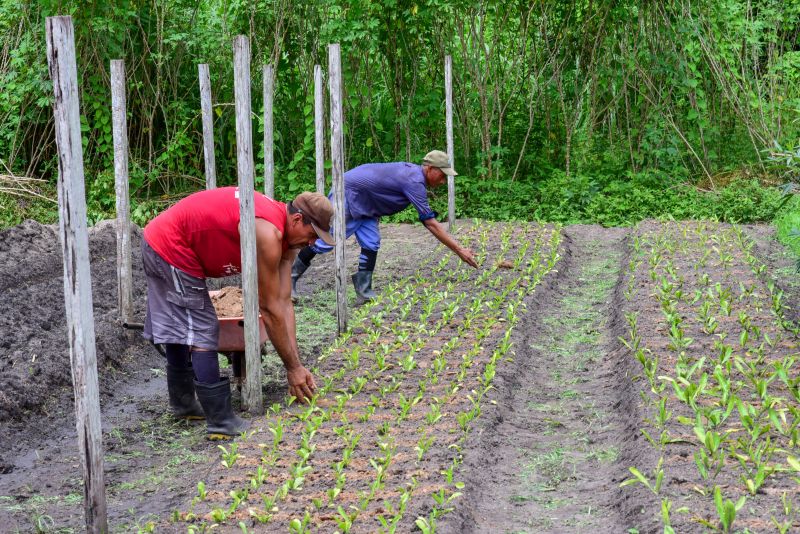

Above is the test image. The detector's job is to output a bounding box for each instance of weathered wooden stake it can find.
[233,35,263,413]
[46,15,108,533]
[111,59,133,324]
[314,64,325,195]
[328,44,347,334]
[263,63,274,198]
[198,64,217,189]
[445,55,456,232]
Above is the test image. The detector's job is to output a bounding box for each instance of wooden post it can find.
[199,64,217,189]
[314,64,325,195]
[263,63,274,198]
[328,44,347,334]
[233,35,263,414]
[445,55,456,232]
[45,16,108,533]
[111,59,133,324]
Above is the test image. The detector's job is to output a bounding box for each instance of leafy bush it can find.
[383,173,784,228]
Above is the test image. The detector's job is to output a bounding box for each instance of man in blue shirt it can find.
[292,150,478,302]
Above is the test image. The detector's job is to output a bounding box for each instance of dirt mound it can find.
[0,219,155,468]
[210,286,244,317]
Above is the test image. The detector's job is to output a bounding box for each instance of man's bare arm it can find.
[278,250,301,358]
[255,218,316,400]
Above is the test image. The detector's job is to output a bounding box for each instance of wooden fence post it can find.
[328,44,347,334]
[445,55,456,232]
[263,63,274,198]
[199,64,217,189]
[233,35,263,414]
[314,64,325,195]
[111,59,133,323]
[46,15,108,533]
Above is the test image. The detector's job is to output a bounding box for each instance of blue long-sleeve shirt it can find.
[341,162,437,221]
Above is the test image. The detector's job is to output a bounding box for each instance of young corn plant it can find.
[218,443,240,468]
[620,456,665,495]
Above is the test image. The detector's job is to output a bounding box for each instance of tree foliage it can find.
[0,0,798,209]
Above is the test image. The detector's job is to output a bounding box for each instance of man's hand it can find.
[287,365,317,403]
[457,247,478,268]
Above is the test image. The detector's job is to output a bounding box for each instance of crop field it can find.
[3,219,800,533]
[175,222,561,532]
[617,222,800,533]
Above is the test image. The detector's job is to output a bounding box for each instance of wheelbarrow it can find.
[122,290,269,389]
[212,289,270,389]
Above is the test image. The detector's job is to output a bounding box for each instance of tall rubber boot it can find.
[291,256,310,303]
[166,364,205,420]
[194,377,250,440]
[352,270,377,305]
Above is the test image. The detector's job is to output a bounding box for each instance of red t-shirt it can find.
[144,187,289,278]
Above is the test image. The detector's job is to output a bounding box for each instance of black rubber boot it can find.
[166,364,205,420]
[352,270,378,305]
[194,378,250,440]
[291,256,310,302]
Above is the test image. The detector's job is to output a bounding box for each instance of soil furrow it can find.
[442,225,636,533]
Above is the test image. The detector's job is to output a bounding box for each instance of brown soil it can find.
[210,286,244,317]
[440,225,645,533]
[168,222,556,533]
[1,217,797,533]
[0,218,439,532]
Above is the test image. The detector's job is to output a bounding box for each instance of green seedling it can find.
[288,511,312,534]
[228,488,248,514]
[194,481,207,502]
[620,457,665,495]
[210,508,227,523]
[415,514,436,534]
[336,505,358,533]
[218,443,239,468]
[711,486,745,533]
[415,434,435,461]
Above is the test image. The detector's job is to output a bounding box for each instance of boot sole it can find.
[207,432,236,441]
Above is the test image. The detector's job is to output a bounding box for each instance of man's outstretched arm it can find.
[422,217,478,268]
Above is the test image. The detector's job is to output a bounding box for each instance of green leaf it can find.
[787,456,800,472]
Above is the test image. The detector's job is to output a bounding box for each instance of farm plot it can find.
[619,221,800,533]
[173,221,561,533]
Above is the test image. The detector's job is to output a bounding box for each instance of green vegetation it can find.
[1,1,798,228]
[172,221,562,531]
[621,221,800,532]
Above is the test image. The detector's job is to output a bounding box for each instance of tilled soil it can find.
[167,222,559,533]
[440,225,655,533]
[618,221,800,533]
[0,218,438,532]
[1,218,797,533]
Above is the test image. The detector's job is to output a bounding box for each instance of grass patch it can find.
[587,446,619,463]
[521,447,573,491]
[775,201,800,258]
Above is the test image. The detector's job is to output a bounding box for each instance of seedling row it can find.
[175,221,561,533]
[621,221,800,533]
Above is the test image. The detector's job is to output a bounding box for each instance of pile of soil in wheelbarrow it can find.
[0,219,155,472]
[210,286,244,317]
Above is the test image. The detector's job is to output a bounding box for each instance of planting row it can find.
[621,221,800,533]
[173,221,562,533]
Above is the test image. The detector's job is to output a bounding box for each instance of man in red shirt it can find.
[142,188,334,439]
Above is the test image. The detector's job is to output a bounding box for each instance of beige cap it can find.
[292,192,335,246]
[422,150,457,176]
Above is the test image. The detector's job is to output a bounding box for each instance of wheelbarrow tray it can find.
[209,290,269,352]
